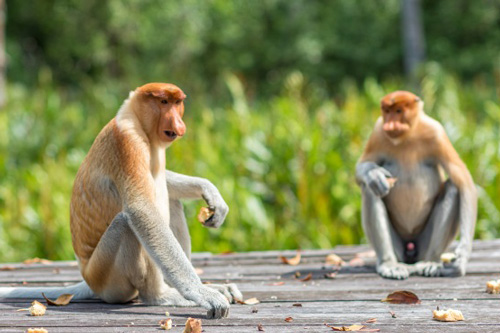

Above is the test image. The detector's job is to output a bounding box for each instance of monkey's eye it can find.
[161,100,168,104]
[396,109,402,114]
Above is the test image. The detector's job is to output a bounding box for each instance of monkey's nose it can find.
[164,131,178,140]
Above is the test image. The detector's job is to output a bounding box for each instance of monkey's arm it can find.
[124,181,229,317]
[437,136,478,276]
[165,170,229,228]
[356,157,393,198]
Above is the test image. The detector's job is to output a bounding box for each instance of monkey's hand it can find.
[377,262,410,280]
[200,181,229,229]
[365,167,393,198]
[184,285,231,319]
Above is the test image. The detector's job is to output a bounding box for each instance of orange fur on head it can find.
[380,90,422,139]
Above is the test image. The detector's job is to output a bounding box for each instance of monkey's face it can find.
[380,91,421,138]
[156,96,186,143]
[136,83,187,144]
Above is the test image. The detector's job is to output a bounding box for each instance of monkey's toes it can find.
[378,263,410,280]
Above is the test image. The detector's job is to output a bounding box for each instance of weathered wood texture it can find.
[1,239,499,332]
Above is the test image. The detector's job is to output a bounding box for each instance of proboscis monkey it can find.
[0,83,241,318]
[356,91,477,280]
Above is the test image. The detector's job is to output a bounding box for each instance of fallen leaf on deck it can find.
[432,308,464,322]
[284,317,293,322]
[325,323,379,331]
[18,301,46,316]
[486,279,500,294]
[363,318,377,324]
[299,273,313,282]
[236,297,260,305]
[0,266,16,271]
[23,258,52,265]
[292,303,302,307]
[324,272,337,279]
[268,281,285,286]
[279,251,301,265]
[325,253,345,266]
[159,318,173,330]
[197,206,214,224]
[381,291,421,304]
[257,323,265,331]
[348,257,365,267]
[26,329,48,333]
[42,293,74,306]
[183,317,202,333]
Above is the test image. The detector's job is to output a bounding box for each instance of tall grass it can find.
[0,64,499,262]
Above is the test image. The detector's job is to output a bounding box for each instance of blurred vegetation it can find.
[0,0,499,261]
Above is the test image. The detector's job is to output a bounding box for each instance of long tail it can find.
[0,281,95,300]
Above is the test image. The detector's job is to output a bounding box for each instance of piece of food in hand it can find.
[386,177,398,188]
[486,279,500,294]
[432,309,464,322]
[197,207,214,224]
[440,252,456,264]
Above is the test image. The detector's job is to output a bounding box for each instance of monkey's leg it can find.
[83,213,195,306]
[169,199,243,303]
[361,186,411,280]
[415,180,460,277]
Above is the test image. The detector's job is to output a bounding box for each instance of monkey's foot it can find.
[440,260,466,277]
[415,261,442,277]
[377,262,410,280]
[206,283,242,304]
[141,287,197,307]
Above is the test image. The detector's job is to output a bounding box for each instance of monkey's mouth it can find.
[164,131,178,141]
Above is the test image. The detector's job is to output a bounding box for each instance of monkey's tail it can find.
[0,281,95,300]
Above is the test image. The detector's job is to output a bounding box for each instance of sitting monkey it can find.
[356,91,477,279]
[0,83,241,318]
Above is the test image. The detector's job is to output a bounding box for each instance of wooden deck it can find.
[1,239,500,332]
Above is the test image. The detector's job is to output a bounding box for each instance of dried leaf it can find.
[325,324,365,331]
[284,317,293,322]
[348,257,365,267]
[363,318,377,324]
[0,265,16,271]
[299,273,313,282]
[279,251,301,266]
[197,207,214,224]
[159,318,173,330]
[432,309,464,322]
[292,303,302,307]
[486,279,500,294]
[23,258,52,265]
[26,329,48,333]
[381,291,421,304]
[257,323,265,331]
[236,297,260,305]
[325,253,345,266]
[42,293,74,306]
[268,281,285,286]
[183,317,202,333]
[324,272,338,279]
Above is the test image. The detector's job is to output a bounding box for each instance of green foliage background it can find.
[0,0,499,261]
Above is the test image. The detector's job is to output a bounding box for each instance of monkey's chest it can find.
[382,161,444,239]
